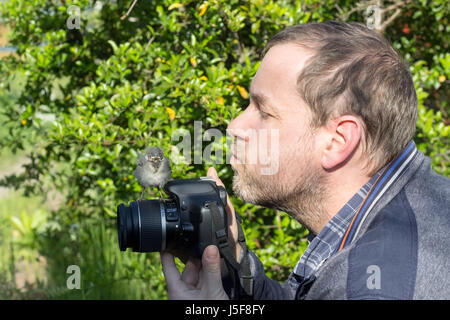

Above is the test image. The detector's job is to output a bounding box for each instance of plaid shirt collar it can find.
[292,140,418,281]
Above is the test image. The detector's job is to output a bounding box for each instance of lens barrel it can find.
[117,200,164,252]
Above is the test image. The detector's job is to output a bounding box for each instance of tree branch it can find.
[337,0,413,33]
[382,0,407,13]
[120,0,138,21]
[379,8,402,32]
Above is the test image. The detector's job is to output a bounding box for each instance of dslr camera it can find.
[116,177,229,258]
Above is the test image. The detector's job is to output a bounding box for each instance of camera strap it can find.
[207,201,254,300]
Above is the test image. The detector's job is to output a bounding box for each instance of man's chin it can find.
[231,171,246,201]
[231,168,263,205]
[230,153,246,168]
[229,160,246,177]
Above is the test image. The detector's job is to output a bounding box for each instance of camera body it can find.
[117,177,228,258]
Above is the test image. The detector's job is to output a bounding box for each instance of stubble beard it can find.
[231,137,328,231]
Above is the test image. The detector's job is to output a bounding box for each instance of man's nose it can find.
[227,106,254,137]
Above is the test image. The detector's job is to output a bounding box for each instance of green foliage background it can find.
[0,0,448,299]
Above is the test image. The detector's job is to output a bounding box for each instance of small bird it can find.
[133,146,172,200]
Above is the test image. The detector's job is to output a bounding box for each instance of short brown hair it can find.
[262,21,418,174]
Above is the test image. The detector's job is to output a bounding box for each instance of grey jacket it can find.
[246,150,450,300]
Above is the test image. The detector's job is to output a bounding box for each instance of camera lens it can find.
[117,200,165,252]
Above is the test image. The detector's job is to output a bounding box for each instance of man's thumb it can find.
[203,245,221,276]
[201,245,228,299]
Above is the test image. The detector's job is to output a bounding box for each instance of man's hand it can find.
[160,166,241,300]
[160,245,229,300]
[207,166,241,261]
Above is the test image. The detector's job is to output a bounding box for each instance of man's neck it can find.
[309,170,372,235]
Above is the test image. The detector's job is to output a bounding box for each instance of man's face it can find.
[227,43,327,220]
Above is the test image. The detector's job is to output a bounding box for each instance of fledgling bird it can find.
[133,146,172,200]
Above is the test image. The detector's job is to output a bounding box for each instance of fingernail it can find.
[205,245,219,260]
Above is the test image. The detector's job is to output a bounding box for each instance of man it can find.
[160,21,450,300]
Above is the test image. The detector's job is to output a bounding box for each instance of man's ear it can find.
[320,115,362,171]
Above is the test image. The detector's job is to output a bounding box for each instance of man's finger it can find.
[207,166,240,260]
[181,258,201,287]
[207,166,235,215]
[201,245,229,299]
[160,251,181,290]
[207,167,224,186]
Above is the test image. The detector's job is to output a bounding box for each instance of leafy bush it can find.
[0,0,448,298]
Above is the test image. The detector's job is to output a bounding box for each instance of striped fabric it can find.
[291,140,418,283]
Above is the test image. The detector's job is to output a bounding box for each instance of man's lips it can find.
[230,153,239,164]
[230,135,247,163]
[230,142,244,164]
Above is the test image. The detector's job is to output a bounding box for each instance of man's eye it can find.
[252,103,268,119]
[258,109,270,119]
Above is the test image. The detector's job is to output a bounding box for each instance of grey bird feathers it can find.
[133,146,172,200]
